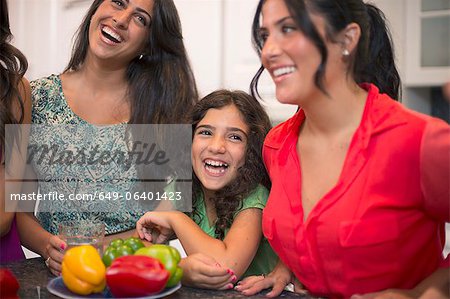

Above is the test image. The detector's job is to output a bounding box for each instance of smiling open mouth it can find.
[273,66,296,77]
[204,160,229,174]
[101,26,123,43]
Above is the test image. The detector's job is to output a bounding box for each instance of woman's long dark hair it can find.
[65,0,198,124]
[251,0,401,101]
[190,90,272,239]
[0,0,28,161]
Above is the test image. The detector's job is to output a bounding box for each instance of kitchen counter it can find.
[2,257,314,298]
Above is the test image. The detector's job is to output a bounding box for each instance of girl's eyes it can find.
[195,130,244,142]
[197,130,212,136]
[229,134,243,142]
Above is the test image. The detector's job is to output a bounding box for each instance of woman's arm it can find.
[0,165,15,236]
[16,212,53,258]
[352,120,450,299]
[1,77,32,236]
[350,267,449,298]
[415,268,450,298]
[16,212,66,276]
[137,208,263,278]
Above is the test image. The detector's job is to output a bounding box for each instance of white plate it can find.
[47,277,181,299]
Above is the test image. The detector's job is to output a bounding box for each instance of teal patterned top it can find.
[30,74,147,235]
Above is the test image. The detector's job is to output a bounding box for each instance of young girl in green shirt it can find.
[136,90,277,290]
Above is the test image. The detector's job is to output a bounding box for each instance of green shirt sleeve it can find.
[235,185,269,216]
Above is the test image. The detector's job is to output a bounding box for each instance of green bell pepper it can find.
[134,245,183,287]
[124,237,145,252]
[102,237,145,267]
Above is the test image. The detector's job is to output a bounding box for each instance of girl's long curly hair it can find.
[0,0,28,162]
[190,90,272,239]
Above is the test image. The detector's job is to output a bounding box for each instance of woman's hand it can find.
[136,211,178,244]
[45,234,67,276]
[235,260,305,297]
[180,253,236,290]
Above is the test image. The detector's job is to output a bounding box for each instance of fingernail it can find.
[231,275,237,282]
[226,269,234,275]
[227,283,233,289]
[234,285,241,290]
[60,243,66,250]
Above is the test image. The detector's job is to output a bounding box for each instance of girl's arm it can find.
[179,253,233,290]
[137,208,263,278]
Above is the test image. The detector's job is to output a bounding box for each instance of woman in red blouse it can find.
[236,0,450,298]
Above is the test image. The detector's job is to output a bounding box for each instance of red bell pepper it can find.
[105,255,169,298]
[0,268,20,299]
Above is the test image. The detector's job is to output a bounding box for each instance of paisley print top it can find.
[30,74,147,235]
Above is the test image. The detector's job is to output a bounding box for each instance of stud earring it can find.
[139,54,144,60]
[342,49,350,56]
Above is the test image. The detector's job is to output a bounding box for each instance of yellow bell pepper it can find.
[61,245,106,295]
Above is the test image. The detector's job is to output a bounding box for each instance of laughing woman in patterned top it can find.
[19,0,198,276]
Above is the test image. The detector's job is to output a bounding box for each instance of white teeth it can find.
[273,66,296,77]
[205,159,228,168]
[205,165,226,174]
[102,26,123,42]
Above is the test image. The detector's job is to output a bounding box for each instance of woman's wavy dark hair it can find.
[190,90,272,239]
[64,0,198,124]
[0,0,28,162]
[251,0,401,101]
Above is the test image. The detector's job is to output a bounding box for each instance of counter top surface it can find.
[2,257,314,299]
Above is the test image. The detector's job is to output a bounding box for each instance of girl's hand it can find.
[235,260,304,297]
[180,253,236,290]
[136,211,177,243]
[45,234,66,276]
